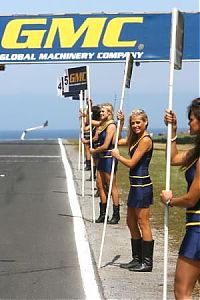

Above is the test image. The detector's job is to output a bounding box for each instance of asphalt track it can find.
[0,140,199,300]
[0,140,102,299]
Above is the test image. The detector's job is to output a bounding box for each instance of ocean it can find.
[0,128,188,141]
[0,129,79,140]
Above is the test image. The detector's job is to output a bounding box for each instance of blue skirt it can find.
[97,156,117,174]
[127,184,153,208]
[179,227,200,260]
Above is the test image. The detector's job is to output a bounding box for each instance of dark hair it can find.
[182,97,200,169]
[92,105,101,120]
[187,97,200,121]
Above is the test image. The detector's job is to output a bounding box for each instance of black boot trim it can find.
[95,203,107,223]
[129,240,154,272]
[85,160,91,171]
[120,256,140,269]
[121,238,142,269]
[107,205,120,224]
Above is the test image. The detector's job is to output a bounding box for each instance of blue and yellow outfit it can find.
[84,126,96,142]
[97,120,117,174]
[128,135,153,208]
[179,158,200,260]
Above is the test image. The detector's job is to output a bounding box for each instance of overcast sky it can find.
[0,0,199,131]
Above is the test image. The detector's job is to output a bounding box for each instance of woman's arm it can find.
[92,129,99,143]
[164,109,188,166]
[160,158,200,208]
[118,137,128,146]
[116,110,128,146]
[112,136,152,168]
[117,110,124,139]
[81,137,90,144]
[91,120,101,127]
[83,124,89,131]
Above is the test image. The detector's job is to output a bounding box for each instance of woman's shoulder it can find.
[107,122,116,128]
[98,120,115,135]
[139,134,153,145]
[105,120,116,130]
[137,134,153,152]
[142,134,152,141]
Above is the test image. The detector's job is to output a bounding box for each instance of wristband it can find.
[166,199,172,207]
[171,135,177,142]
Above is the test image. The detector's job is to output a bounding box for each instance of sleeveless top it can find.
[185,158,200,230]
[129,135,153,188]
[98,120,116,158]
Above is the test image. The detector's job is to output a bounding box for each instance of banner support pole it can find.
[80,90,85,197]
[86,66,96,223]
[78,98,82,171]
[98,53,133,268]
[163,8,178,300]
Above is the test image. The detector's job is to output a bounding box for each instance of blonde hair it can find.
[101,103,114,120]
[127,109,149,147]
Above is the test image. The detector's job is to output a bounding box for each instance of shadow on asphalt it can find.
[101,255,121,268]
[58,213,93,223]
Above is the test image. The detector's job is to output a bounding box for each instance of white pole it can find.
[78,136,81,170]
[86,66,95,223]
[98,53,133,268]
[163,8,178,300]
[78,98,82,171]
[80,90,85,197]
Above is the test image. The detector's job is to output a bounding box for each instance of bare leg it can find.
[97,171,107,204]
[174,256,200,300]
[84,143,91,161]
[95,171,108,223]
[104,172,119,206]
[127,208,141,239]
[135,208,153,241]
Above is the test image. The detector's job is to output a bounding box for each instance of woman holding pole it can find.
[112,109,154,272]
[82,107,92,171]
[82,104,101,181]
[160,97,200,300]
[90,103,120,224]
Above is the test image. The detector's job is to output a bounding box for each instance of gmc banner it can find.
[67,66,87,92]
[0,12,199,64]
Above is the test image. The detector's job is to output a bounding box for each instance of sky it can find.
[0,0,199,131]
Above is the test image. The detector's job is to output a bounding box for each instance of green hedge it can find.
[153,134,194,144]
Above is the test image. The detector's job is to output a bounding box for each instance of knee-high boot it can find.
[85,160,91,171]
[120,238,142,269]
[95,203,107,223]
[107,205,120,224]
[129,240,154,272]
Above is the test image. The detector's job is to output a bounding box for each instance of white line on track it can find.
[0,155,61,158]
[58,138,101,300]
